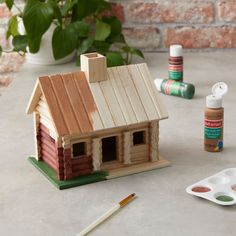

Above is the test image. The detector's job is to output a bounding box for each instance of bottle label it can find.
[204,119,223,139]
[161,80,185,97]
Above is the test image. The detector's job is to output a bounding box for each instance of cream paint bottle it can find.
[204,82,228,152]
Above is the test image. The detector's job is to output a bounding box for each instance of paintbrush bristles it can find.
[119,193,136,207]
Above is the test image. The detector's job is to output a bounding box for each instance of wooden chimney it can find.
[80,52,107,83]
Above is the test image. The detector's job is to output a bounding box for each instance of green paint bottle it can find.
[154,78,195,99]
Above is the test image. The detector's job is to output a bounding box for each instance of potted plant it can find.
[0,0,144,66]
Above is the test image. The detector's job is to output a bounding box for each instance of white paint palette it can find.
[186,168,236,205]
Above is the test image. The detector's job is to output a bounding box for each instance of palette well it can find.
[186,168,236,206]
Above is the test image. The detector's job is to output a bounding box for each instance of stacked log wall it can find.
[71,155,93,178]
[39,123,64,180]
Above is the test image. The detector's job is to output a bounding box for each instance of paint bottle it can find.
[204,82,228,152]
[154,78,195,99]
[169,44,183,82]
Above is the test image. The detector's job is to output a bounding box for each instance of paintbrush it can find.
[78,193,136,236]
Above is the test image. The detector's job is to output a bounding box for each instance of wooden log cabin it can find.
[26,52,170,183]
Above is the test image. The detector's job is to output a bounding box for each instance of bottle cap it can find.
[206,82,228,108]
[206,95,222,108]
[170,45,183,57]
[154,78,163,91]
[212,82,228,97]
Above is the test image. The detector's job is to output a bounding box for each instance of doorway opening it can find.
[102,136,117,162]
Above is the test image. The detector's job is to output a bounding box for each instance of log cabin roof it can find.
[26,63,168,136]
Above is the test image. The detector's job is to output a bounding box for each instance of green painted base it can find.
[28,157,108,190]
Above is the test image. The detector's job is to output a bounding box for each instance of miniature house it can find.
[26,52,169,184]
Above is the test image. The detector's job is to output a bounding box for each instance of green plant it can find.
[0,0,144,66]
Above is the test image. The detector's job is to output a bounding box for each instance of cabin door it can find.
[102,136,117,162]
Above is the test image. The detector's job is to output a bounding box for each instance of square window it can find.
[133,131,145,145]
[73,142,86,157]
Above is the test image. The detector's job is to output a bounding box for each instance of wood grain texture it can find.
[137,63,168,119]
[37,105,51,121]
[34,112,41,160]
[38,99,48,111]
[63,148,72,180]
[39,125,62,174]
[92,138,101,171]
[150,121,159,162]
[89,82,115,128]
[42,153,59,171]
[36,95,57,136]
[71,163,92,172]
[57,147,65,180]
[107,157,170,179]
[39,116,57,140]
[72,168,93,178]
[73,71,104,130]
[81,53,107,83]
[128,65,159,120]
[123,131,131,164]
[108,68,137,124]
[71,155,92,165]
[50,74,81,134]
[115,65,148,122]
[39,76,68,135]
[26,81,41,114]
[99,79,126,127]
[131,151,149,163]
[41,143,57,158]
[29,62,168,139]
[37,105,52,123]
[62,73,92,133]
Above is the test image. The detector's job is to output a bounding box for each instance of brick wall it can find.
[0,3,24,95]
[1,1,236,53]
[114,0,236,51]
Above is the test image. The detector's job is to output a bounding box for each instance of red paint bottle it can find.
[169,45,183,82]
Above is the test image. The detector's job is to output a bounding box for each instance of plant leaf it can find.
[52,24,78,60]
[23,0,54,53]
[103,17,125,43]
[12,35,28,52]
[95,0,111,14]
[48,0,62,26]
[72,0,101,21]
[122,46,131,53]
[72,21,90,37]
[5,0,13,10]
[109,33,126,44]
[61,0,77,17]
[77,37,94,55]
[76,56,81,66]
[6,15,19,39]
[93,40,110,54]
[106,51,124,67]
[103,17,121,38]
[130,48,145,59]
[95,20,111,41]
[0,45,2,56]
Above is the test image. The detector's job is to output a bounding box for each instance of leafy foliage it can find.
[3,0,13,9]
[23,0,54,53]
[12,35,28,52]
[1,0,144,66]
[6,15,19,39]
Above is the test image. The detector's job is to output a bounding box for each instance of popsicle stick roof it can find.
[27,63,168,136]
